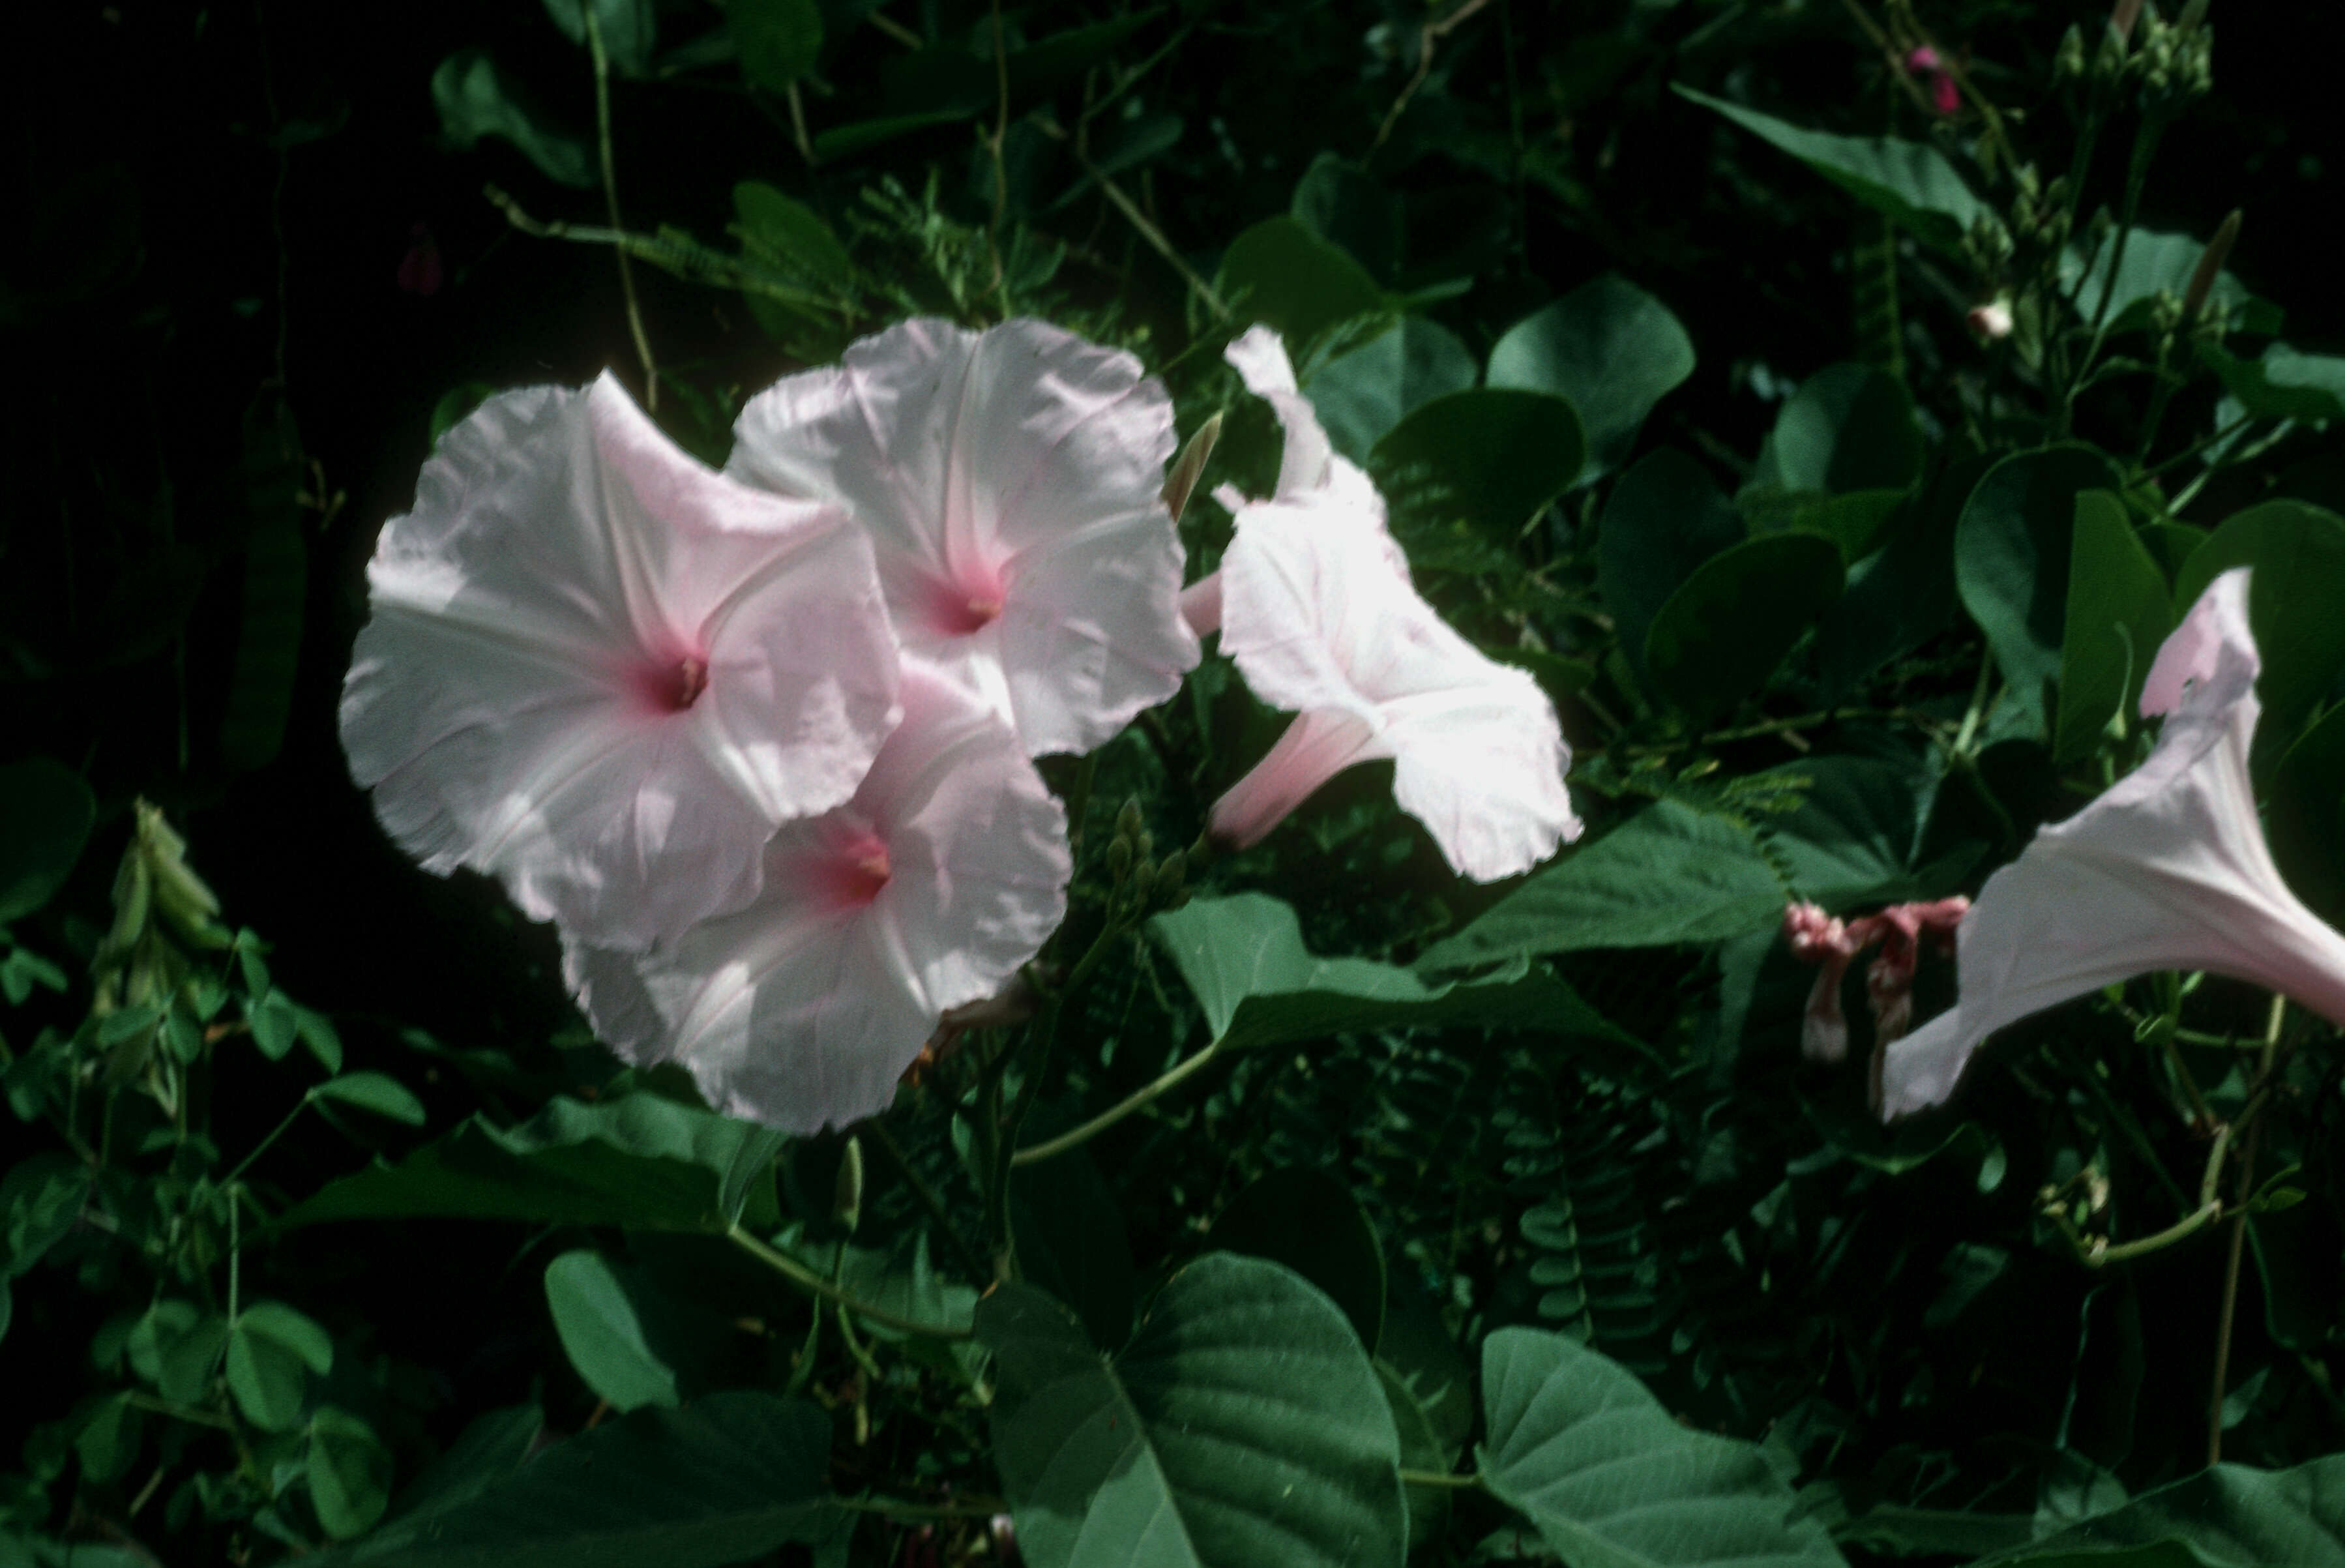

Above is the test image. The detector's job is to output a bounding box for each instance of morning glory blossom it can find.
[565,662,1072,1134]
[1881,569,2345,1117]
[1209,497,1581,882]
[728,317,1198,758]
[341,373,901,950]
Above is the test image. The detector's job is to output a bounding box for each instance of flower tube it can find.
[566,663,1072,1134]
[340,373,900,949]
[728,318,1198,757]
[1881,569,2345,1117]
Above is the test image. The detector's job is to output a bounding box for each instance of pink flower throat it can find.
[925,571,1006,638]
[814,827,893,910]
[632,655,710,714]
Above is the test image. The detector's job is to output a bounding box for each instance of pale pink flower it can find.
[1904,46,1961,115]
[1968,299,2014,340]
[1208,499,1580,881]
[727,318,1198,757]
[1881,569,2345,1117]
[341,373,900,949]
[565,663,1072,1133]
[1184,326,1406,638]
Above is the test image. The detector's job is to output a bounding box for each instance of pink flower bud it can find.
[1968,300,2014,340]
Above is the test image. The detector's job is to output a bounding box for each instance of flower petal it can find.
[1881,567,2345,1116]
[342,374,898,949]
[730,318,1197,756]
[1225,325,1333,499]
[568,664,1070,1132]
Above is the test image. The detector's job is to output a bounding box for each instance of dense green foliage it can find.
[7,1,2345,1564]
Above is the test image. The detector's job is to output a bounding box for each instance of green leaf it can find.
[1954,444,2125,735]
[1208,1168,1385,1353]
[3,1153,89,1277]
[1488,276,1696,482]
[1417,799,1788,972]
[1215,216,1385,355]
[311,1072,426,1127]
[1674,85,1994,259]
[728,0,822,91]
[808,108,971,160]
[773,1224,979,1341]
[731,181,852,289]
[1291,154,1402,284]
[1370,389,1584,542]
[430,50,594,188]
[981,1253,1406,1568]
[313,1393,842,1567]
[544,1250,679,1412]
[1644,533,1844,719]
[126,1299,229,1405]
[1009,1146,1135,1352]
[278,1094,785,1235]
[2198,342,2345,424]
[1762,753,1961,910]
[1305,318,1477,462]
[311,1406,396,1540]
[74,1391,143,1485]
[1377,1362,1453,1550]
[1750,362,1923,496]
[1005,12,1164,100]
[2271,702,2345,924]
[1598,450,1745,677]
[0,758,95,925]
[2056,491,2175,766]
[2172,499,2345,769]
[1816,453,1983,702]
[248,989,299,1060]
[228,1300,332,1431]
[542,0,658,78]
[1977,1455,2345,1567]
[381,1404,544,1524]
[2064,228,2282,339]
[1478,1326,1848,1568]
[1149,893,1645,1057]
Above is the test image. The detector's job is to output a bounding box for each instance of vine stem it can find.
[583,6,658,410]
[727,1224,975,1341]
[2208,993,2286,1464]
[1012,1037,1224,1168]
[1398,1468,1488,1492]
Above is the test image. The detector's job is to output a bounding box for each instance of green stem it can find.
[582,7,658,410]
[1011,1037,1224,1168]
[834,1494,1007,1520]
[1398,1468,1488,1492]
[728,1224,975,1340]
[2209,995,2285,1463]
[220,1099,308,1190]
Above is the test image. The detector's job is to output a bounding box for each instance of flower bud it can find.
[833,1136,864,1235]
[1967,299,2015,340]
[1161,413,1222,525]
[1106,836,1133,881]
[2055,23,2087,80]
[1115,797,1144,842]
[1130,857,1157,904]
[1155,848,1187,904]
[2181,210,2241,321]
[2108,0,2144,44]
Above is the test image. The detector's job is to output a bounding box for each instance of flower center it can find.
[926,574,1006,638]
[817,828,893,910]
[635,655,709,713]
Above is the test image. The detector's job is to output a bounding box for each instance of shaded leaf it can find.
[312,1072,427,1127]
[430,50,593,188]
[1645,533,1844,719]
[1977,1456,2345,1567]
[1009,1144,1135,1351]
[2064,228,2282,339]
[0,758,95,925]
[1371,389,1584,542]
[1487,274,1694,483]
[2198,342,2345,424]
[543,0,658,78]
[1209,1168,1385,1353]
[1953,445,2124,735]
[545,1250,679,1412]
[728,0,822,91]
[1599,449,1745,678]
[2056,491,2174,765]
[1216,216,1385,355]
[1305,318,1477,462]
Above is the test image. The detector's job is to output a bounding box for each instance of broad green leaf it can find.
[731,181,851,291]
[278,1094,785,1235]
[126,1300,229,1406]
[226,1299,334,1430]
[312,1072,427,1127]
[1762,753,1964,910]
[1644,533,1844,719]
[1954,445,2124,735]
[311,1406,396,1541]
[1743,488,1906,565]
[1598,449,1745,676]
[1417,800,1788,972]
[1816,453,1984,702]
[2198,342,2345,424]
[74,1391,143,1485]
[1486,275,1694,482]
[1370,389,1584,542]
[1478,1326,1848,1568]
[1149,893,1644,1056]
[774,1224,980,1341]
[1674,85,1994,258]
[809,108,971,160]
[545,1250,679,1412]
[981,1254,1406,1568]
[1833,1505,2035,1560]
[2063,228,2282,339]
[312,1393,841,1567]
[1305,318,1477,462]
[1749,362,1922,496]
[1291,153,1402,284]
[1050,110,1183,208]
[1005,11,1163,99]
[380,1404,544,1524]
[542,0,658,77]
[728,0,822,91]
[1209,1168,1385,1352]
[0,758,95,925]
[2056,491,2175,765]
[2271,703,2345,923]
[2172,499,2345,769]
[1216,216,1385,355]
[430,50,594,188]
[1977,1455,2345,1567]
[1010,1144,1135,1351]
